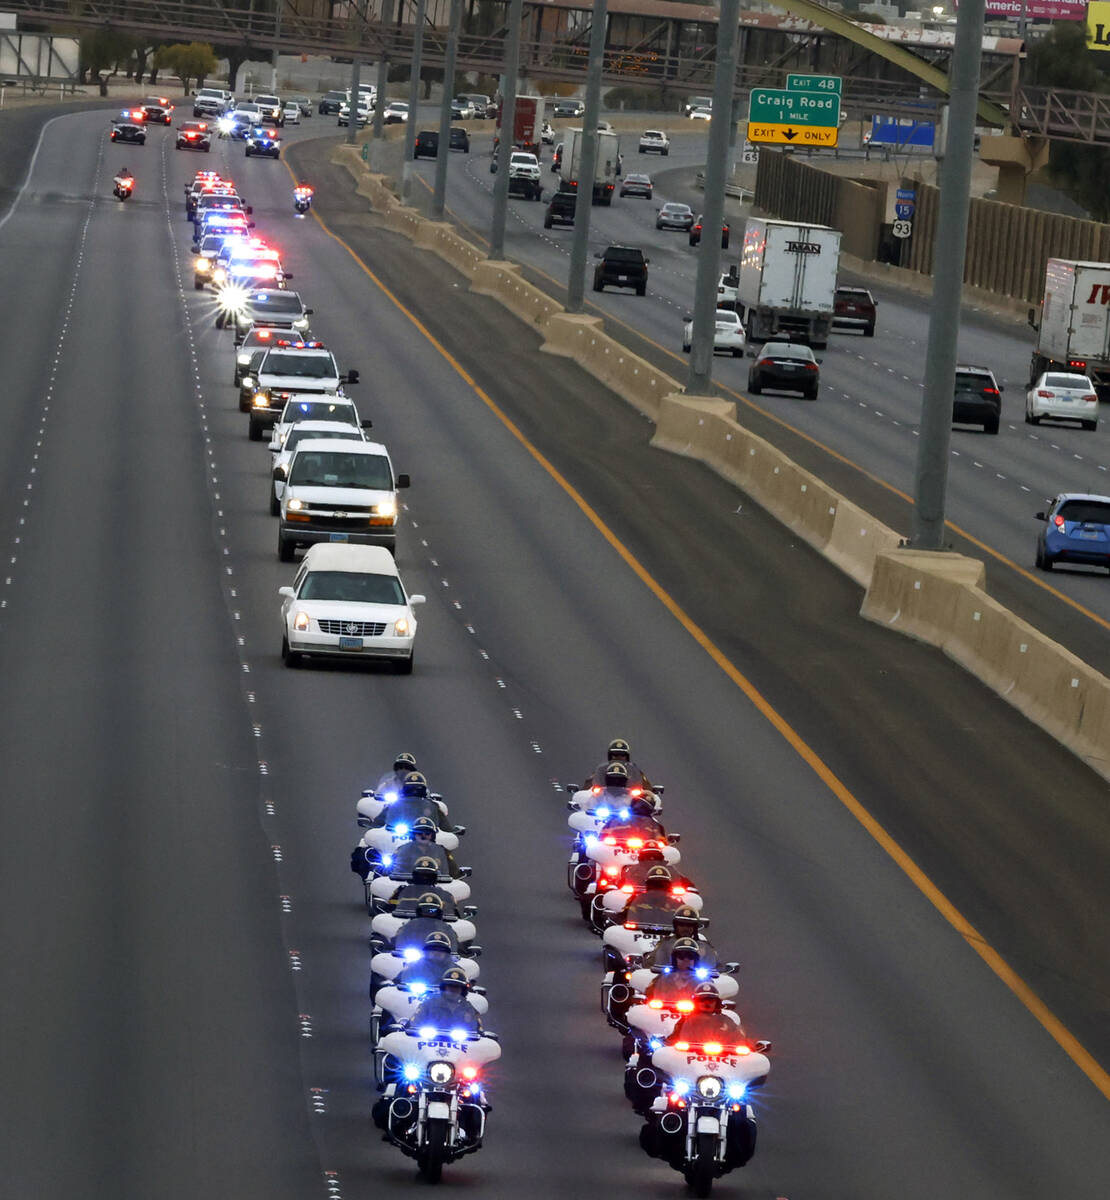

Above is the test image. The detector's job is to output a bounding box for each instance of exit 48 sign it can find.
[747,75,841,147]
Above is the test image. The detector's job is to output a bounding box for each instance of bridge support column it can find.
[978,134,1050,207]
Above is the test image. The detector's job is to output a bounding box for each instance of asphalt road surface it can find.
[0,106,1107,1200]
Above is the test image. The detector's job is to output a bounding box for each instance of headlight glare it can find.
[697,1075,723,1099]
[428,1061,454,1085]
[393,616,410,636]
[287,498,304,511]
[293,611,310,632]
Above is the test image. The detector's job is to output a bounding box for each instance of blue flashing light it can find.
[661,966,672,975]
[402,1063,421,1081]
[402,948,422,962]
[383,791,398,802]
[584,834,597,846]
[418,1025,437,1040]
[619,807,630,819]
[298,402,310,411]
[393,823,409,838]
[649,1038,662,1051]
[673,1079,690,1096]
[255,292,269,300]
[695,967,710,980]
[380,854,393,868]
[450,1028,468,1043]
[727,1081,746,1101]
[409,982,427,996]
[596,807,611,819]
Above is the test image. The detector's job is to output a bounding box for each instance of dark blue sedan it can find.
[1035,493,1110,572]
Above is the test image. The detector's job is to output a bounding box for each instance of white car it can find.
[282,103,301,125]
[682,309,746,356]
[338,99,371,126]
[689,106,712,121]
[1026,371,1100,430]
[541,120,555,144]
[383,101,409,123]
[279,543,424,672]
[638,130,670,155]
[269,419,367,514]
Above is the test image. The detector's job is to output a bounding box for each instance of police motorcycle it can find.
[639,1023,770,1197]
[588,855,702,935]
[369,891,478,958]
[573,824,681,925]
[293,183,314,214]
[371,979,490,1048]
[372,1020,500,1180]
[371,945,481,999]
[364,856,473,917]
[113,171,134,201]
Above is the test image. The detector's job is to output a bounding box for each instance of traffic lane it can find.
[189,212,1110,1197]
[0,116,322,1198]
[421,146,1110,659]
[288,133,1108,1180]
[0,115,110,574]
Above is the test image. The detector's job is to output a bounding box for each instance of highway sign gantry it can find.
[747,79,841,148]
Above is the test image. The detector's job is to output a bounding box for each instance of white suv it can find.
[245,341,359,440]
[508,151,542,200]
[278,543,425,672]
[638,130,670,155]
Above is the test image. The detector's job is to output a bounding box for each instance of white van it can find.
[277,439,409,560]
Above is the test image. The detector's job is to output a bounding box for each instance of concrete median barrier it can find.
[862,550,1110,781]
[542,314,676,420]
[652,394,896,582]
[472,261,563,328]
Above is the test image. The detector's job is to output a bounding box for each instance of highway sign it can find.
[894,188,916,221]
[747,86,840,147]
[893,220,913,239]
[786,74,843,95]
[741,140,760,165]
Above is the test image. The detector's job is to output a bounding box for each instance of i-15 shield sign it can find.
[894,188,915,221]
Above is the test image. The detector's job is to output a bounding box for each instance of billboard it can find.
[980,0,1086,16]
[1088,0,1110,49]
[869,116,936,147]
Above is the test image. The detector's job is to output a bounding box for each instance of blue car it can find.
[245,125,281,159]
[1035,493,1110,572]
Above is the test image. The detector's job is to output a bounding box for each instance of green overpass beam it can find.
[774,0,1012,128]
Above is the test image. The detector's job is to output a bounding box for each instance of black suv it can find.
[544,190,577,228]
[319,90,346,115]
[953,365,1003,435]
[449,127,470,152]
[413,130,438,159]
[593,246,649,295]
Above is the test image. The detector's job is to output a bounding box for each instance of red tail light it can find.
[757,358,772,369]
[1068,359,1087,369]
[805,362,819,371]
[1084,394,1098,403]
[982,387,999,396]
[1037,390,1054,398]
[1054,515,1066,527]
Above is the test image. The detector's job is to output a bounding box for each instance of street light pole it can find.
[431,0,462,219]
[566,0,608,313]
[489,0,524,259]
[687,0,741,395]
[910,0,987,548]
[402,0,428,200]
[373,0,394,141]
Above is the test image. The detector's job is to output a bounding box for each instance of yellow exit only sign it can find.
[747,122,839,147]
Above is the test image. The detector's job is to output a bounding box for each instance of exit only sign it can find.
[747,84,840,146]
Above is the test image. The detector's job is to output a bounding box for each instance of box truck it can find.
[734,219,841,348]
[1030,258,1110,401]
[559,128,619,205]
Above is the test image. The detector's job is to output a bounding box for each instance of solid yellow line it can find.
[301,188,1110,1102]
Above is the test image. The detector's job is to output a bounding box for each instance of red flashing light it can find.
[671,886,687,896]
[676,1000,694,1013]
[603,836,617,846]
[703,1041,723,1056]
[604,866,619,876]
[461,1065,478,1080]
[648,999,664,1010]
[735,1043,751,1055]
[627,838,643,849]
[591,786,602,795]
[629,787,642,797]
[624,922,637,930]
[620,884,635,893]
[674,1041,690,1051]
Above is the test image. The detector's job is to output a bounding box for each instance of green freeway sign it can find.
[747,86,841,146]
[786,73,843,95]
[748,88,841,126]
